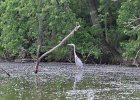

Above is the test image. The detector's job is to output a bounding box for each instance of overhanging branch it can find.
[34,24,80,73]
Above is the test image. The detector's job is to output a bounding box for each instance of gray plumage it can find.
[68,44,83,68]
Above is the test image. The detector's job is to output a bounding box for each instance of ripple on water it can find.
[1,63,140,99]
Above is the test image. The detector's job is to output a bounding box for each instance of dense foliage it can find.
[0,0,140,64]
[117,0,140,58]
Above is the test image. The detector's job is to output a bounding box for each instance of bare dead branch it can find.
[34,24,81,73]
[132,49,140,67]
[135,49,140,60]
[0,68,10,77]
[36,45,41,58]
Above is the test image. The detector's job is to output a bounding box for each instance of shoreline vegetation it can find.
[0,57,139,67]
[0,0,139,68]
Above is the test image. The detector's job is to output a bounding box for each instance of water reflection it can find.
[34,75,42,100]
[73,69,84,90]
[72,68,96,100]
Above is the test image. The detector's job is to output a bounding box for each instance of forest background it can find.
[0,0,140,66]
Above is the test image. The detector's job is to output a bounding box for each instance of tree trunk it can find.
[88,0,123,64]
[88,0,98,25]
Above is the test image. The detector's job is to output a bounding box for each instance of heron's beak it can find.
[67,44,72,46]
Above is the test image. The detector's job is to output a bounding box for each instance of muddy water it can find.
[0,62,140,100]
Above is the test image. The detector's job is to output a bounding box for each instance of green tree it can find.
[0,0,78,60]
[117,0,140,60]
[0,0,102,62]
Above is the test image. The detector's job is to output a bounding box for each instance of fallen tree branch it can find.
[132,49,140,67]
[34,24,81,73]
[0,68,10,77]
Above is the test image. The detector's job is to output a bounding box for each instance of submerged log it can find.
[14,58,34,63]
[0,68,10,77]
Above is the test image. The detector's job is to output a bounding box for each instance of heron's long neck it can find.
[73,45,76,57]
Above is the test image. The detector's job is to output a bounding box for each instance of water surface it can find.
[0,62,140,100]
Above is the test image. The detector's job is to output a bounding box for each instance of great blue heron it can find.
[68,44,83,68]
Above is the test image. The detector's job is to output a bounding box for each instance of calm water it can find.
[0,63,140,100]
